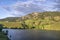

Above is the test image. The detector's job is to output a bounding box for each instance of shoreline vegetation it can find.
[0,32,9,40]
[0,12,60,30]
[0,24,9,40]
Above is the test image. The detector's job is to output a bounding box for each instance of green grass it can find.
[0,22,22,28]
[44,22,60,30]
[0,21,60,30]
[0,32,8,40]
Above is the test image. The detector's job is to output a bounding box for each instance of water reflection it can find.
[2,29,60,40]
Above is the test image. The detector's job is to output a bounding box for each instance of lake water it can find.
[2,29,60,40]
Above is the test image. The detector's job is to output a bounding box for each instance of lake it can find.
[2,29,60,40]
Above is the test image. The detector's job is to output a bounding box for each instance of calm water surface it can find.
[2,29,60,40]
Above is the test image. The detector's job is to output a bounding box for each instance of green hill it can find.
[0,12,60,22]
[0,12,60,30]
[0,17,20,22]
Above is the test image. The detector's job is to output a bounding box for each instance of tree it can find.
[0,24,3,31]
[25,20,35,29]
[21,21,29,29]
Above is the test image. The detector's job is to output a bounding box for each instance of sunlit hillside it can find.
[0,12,60,30]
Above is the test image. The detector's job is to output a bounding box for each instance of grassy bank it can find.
[0,22,60,30]
[0,32,8,40]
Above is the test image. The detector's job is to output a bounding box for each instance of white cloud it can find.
[34,0,46,2]
[3,0,45,16]
[1,0,57,16]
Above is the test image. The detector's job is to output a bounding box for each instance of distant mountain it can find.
[0,17,20,22]
[0,12,60,22]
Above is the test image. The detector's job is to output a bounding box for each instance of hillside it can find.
[0,12,60,22]
[0,12,60,30]
[0,17,20,22]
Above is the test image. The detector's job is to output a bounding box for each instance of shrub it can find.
[0,24,3,31]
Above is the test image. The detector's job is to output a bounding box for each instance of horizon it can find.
[0,11,60,19]
[0,0,60,19]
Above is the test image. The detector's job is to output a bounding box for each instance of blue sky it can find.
[0,0,58,19]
